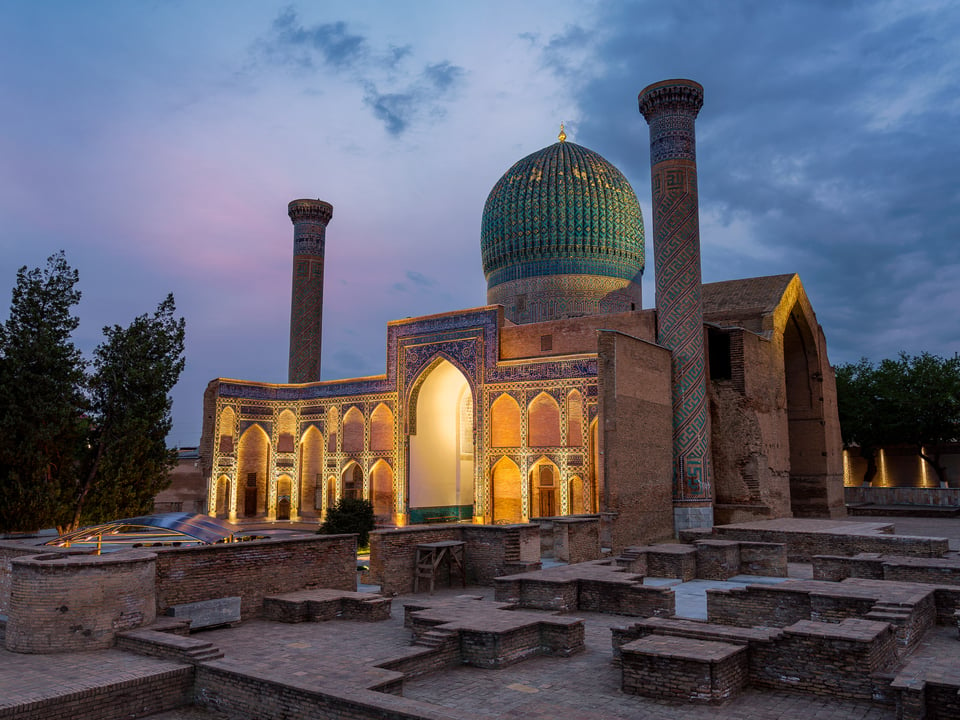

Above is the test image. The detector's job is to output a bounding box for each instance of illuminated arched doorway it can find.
[342,462,363,501]
[408,359,474,523]
[277,475,292,520]
[529,457,560,518]
[215,475,230,517]
[491,457,522,523]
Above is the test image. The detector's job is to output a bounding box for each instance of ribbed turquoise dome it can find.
[481,141,645,287]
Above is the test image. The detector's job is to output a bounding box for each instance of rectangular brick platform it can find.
[262,589,392,623]
[621,635,747,703]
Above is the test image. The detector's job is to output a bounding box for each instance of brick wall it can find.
[707,586,811,627]
[194,664,484,720]
[369,524,540,595]
[154,534,355,619]
[6,550,157,653]
[0,541,80,615]
[737,542,788,576]
[749,618,897,701]
[0,667,193,720]
[713,525,948,561]
[546,517,600,563]
[597,331,674,550]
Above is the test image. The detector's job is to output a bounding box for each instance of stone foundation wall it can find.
[154,534,356,619]
[707,586,811,627]
[5,550,157,653]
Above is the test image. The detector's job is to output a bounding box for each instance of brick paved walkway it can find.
[0,646,187,710]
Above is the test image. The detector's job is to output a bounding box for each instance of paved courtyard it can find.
[4,514,958,719]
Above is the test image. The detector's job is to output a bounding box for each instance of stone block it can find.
[166,596,241,629]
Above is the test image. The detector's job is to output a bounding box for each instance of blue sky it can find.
[1,1,958,446]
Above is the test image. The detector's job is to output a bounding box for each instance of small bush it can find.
[318,498,375,547]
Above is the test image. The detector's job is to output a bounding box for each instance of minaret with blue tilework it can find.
[639,79,714,531]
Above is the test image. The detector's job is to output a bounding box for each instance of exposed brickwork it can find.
[154,534,356,619]
[621,635,747,703]
[712,519,948,561]
[6,550,157,653]
[369,524,540,596]
[0,541,85,615]
[262,589,391,623]
[750,618,897,701]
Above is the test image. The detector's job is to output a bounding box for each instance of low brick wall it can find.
[814,554,960,587]
[0,541,84,615]
[369,524,540,595]
[737,542,788,576]
[750,618,897,701]
[621,636,747,703]
[154,534,356,620]
[845,486,960,507]
[533,516,601,563]
[707,585,811,628]
[194,664,488,720]
[713,525,948,561]
[6,550,157,653]
[0,666,193,720]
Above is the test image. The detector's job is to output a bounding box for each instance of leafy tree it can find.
[0,253,185,533]
[835,352,960,487]
[69,294,186,530]
[318,497,376,548]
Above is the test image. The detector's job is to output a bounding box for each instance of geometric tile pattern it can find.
[639,80,712,503]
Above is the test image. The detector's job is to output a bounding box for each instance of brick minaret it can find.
[287,199,333,384]
[638,79,713,531]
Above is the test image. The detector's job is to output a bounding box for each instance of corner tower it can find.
[287,199,332,384]
[638,79,713,531]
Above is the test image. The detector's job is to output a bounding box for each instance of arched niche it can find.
[529,457,560,518]
[299,425,324,515]
[491,393,521,447]
[491,456,522,524]
[370,403,394,452]
[566,390,583,447]
[370,459,394,521]
[237,424,270,517]
[218,406,236,454]
[342,407,365,454]
[342,461,363,501]
[528,392,561,447]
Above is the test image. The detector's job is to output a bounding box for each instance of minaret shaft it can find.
[639,79,713,530]
[287,199,333,384]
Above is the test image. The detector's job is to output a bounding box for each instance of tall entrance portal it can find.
[408,359,474,523]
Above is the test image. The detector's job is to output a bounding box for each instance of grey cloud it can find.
[405,270,436,288]
[544,1,960,364]
[261,9,464,135]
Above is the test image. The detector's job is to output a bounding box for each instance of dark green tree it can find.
[0,253,86,532]
[69,294,186,530]
[0,254,186,533]
[318,497,376,548]
[884,352,960,487]
[835,353,960,487]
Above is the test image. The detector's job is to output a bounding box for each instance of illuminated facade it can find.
[200,80,845,548]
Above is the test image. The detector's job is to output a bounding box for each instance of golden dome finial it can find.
[558,123,567,143]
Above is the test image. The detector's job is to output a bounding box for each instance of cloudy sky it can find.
[1,1,958,446]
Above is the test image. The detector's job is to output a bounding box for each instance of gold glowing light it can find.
[558,123,566,143]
